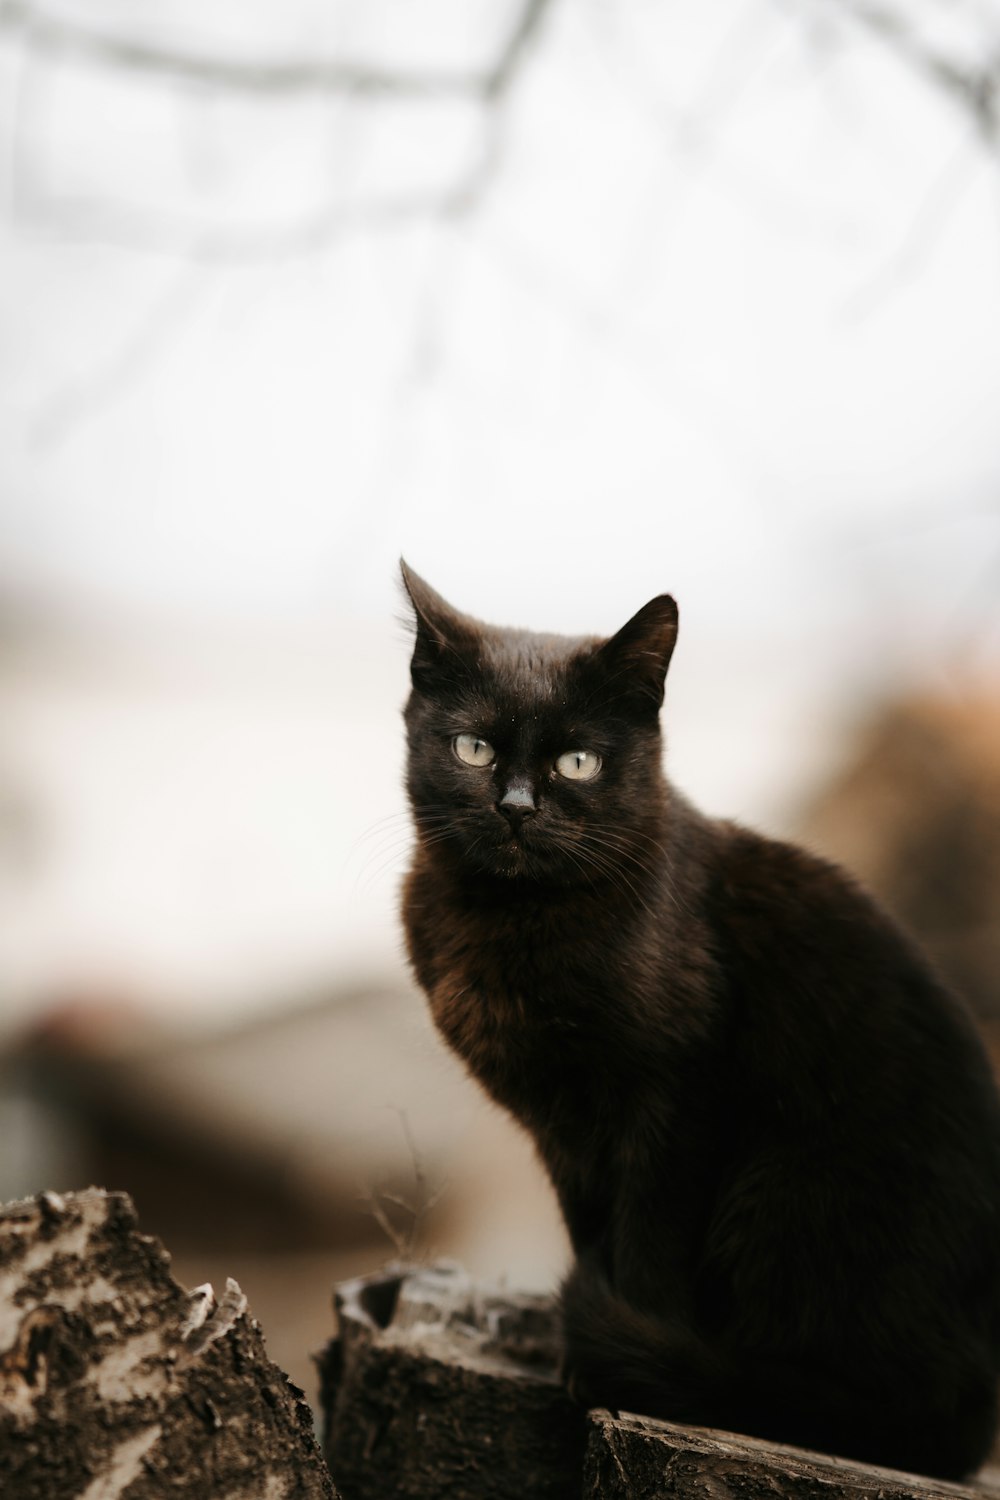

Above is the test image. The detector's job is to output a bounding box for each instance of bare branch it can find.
[0,0,555,104]
[2,0,557,266]
[487,0,554,101]
[0,0,480,98]
[829,0,1000,144]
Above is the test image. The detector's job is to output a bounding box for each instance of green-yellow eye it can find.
[454,733,495,767]
[555,750,602,781]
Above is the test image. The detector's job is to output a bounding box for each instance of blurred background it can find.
[1,0,999,1400]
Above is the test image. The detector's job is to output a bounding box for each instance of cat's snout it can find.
[497,779,537,831]
[497,802,536,831]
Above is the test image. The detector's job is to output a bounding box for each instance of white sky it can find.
[0,0,998,1027]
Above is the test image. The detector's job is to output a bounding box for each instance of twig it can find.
[359,1107,449,1260]
[393,1106,427,1215]
[357,1183,409,1259]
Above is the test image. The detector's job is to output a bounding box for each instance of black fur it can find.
[399,562,1000,1479]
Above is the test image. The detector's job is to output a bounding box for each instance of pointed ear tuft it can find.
[399,560,478,690]
[590,594,679,712]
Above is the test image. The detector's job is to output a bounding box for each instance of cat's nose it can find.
[497,779,537,829]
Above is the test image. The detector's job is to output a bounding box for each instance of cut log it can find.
[320,1267,1000,1500]
[8,1197,999,1500]
[0,1188,338,1500]
[319,1262,586,1500]
[583,1410,994,1500]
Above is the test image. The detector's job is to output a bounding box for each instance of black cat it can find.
[399,562,1000,1479]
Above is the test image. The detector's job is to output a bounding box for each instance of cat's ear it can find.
[589,595,679,711]
[400,560,478,691]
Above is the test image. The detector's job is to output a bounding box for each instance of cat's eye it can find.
[453,733,495,767]
[555,750,602,781]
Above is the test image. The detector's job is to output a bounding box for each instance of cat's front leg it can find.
[547,1167,613,1264]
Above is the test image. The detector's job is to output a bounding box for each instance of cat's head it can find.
[401,562,678,886]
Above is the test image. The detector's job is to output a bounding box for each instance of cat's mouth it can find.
[491,824,561,879]
[498,847,527,876]
[497,830,529,863]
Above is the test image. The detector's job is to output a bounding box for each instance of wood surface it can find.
[0,1188,337,1500]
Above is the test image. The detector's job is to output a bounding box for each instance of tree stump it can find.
[0,1188,337,1500]
[319,1262,586,1500]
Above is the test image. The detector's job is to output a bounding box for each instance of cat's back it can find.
[705,817,920,984]
[695,820,1000,1367]
[700,816,1000,1177]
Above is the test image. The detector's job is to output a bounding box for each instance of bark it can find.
[321,1267,1000,1500]
[583,1411,987,1500]
[0,1188,337,1500]
[5,1193,998,1500]
[319,1262,586,1500]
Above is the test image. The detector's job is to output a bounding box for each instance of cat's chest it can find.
[429,957,627,1139]
[432,914,607,1051]
[408,878,625,1080]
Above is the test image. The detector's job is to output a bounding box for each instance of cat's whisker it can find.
[348,811,415,856]
[551,831,650,913]
[581,827,683,914]
[577,836,658,880]
[581,836,661,911]
[352,809,411,836]
[356,824,468,890]
[582,843,667,900]
[349,824,414,862]
[354,844,414,891]
[581,821,667,857]
[564,826,653,872]
[347,817,429,881]
[571,843,658,922]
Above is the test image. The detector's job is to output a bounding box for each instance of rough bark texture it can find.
[319,1262,586,1500]
[583,1411,993,1500]
[320,1267,1000,1500]
[6,1196,1000,1500]
[0,1188,337,1500]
